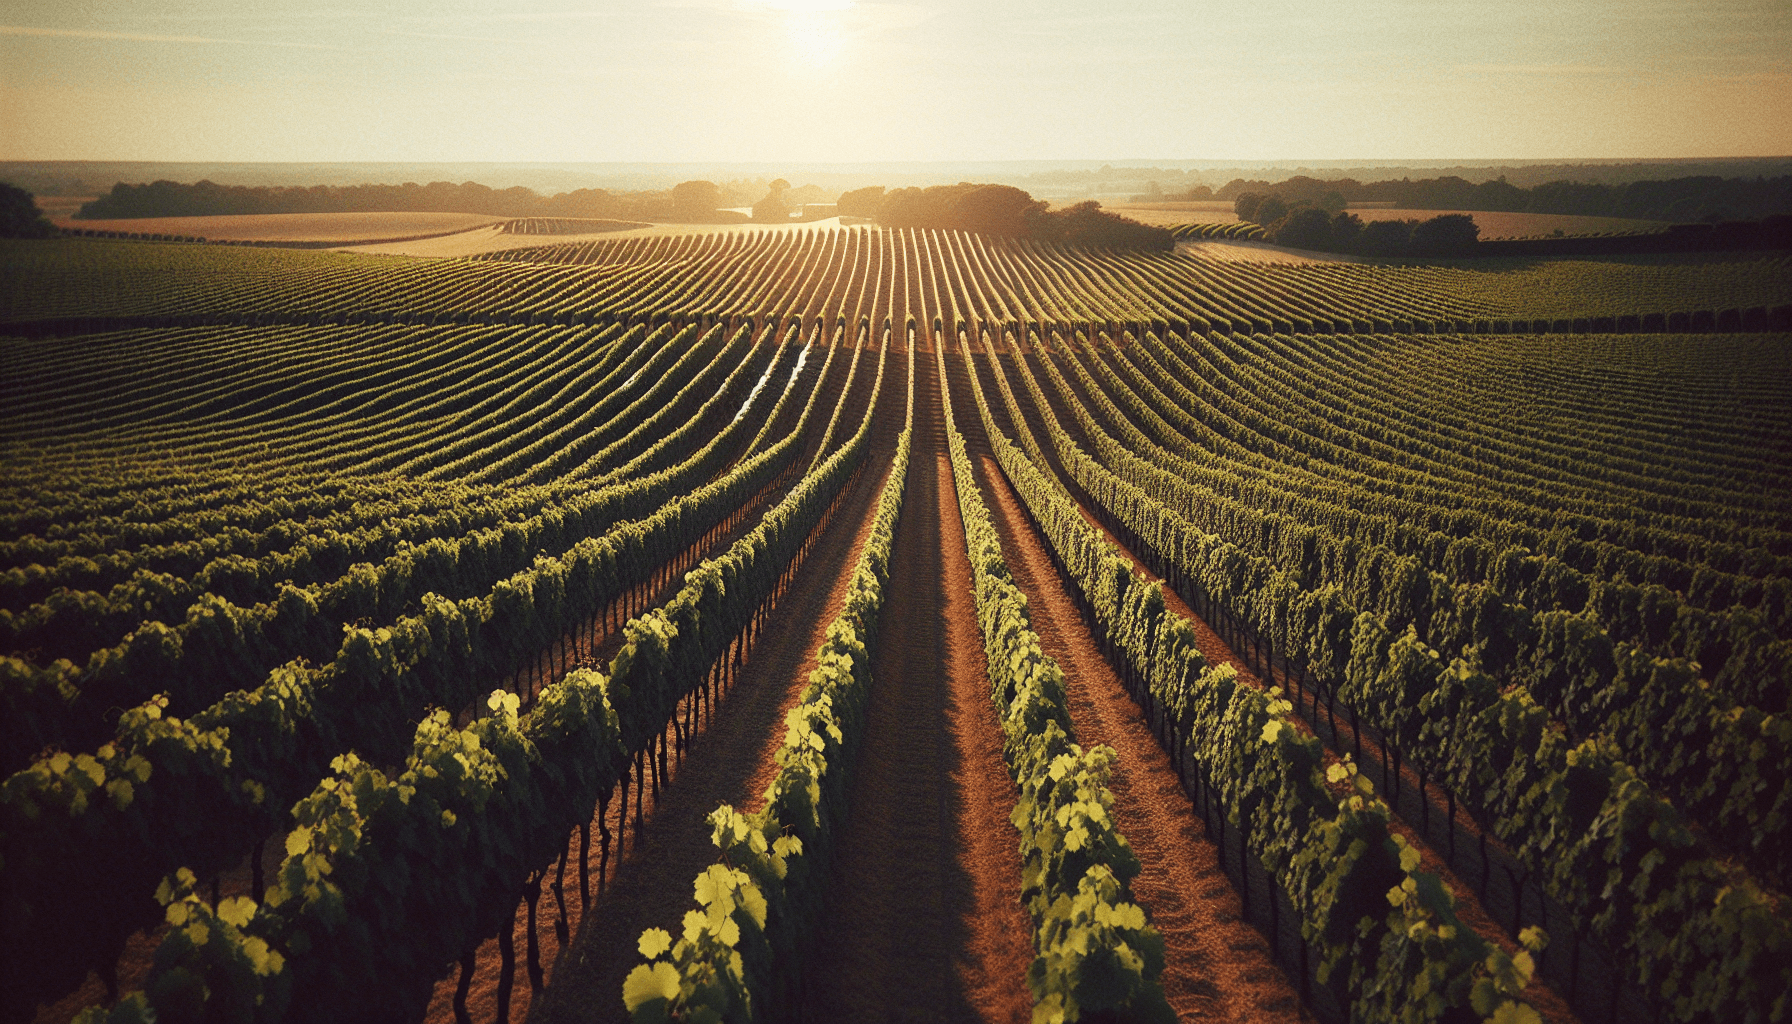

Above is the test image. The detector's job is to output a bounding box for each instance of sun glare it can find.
[737,0,854,67]
[789,19,845,67]
[743,0,854,11]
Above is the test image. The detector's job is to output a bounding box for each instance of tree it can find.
[1329,211,1364,251]
[836,186,886,218]
[0,182,55,238]
[870,182,1168,248]
[950,184,1045,236]
[670,180,722,220]
[1474,175,1526,212]
[1410,213,1480,255]
[876,186,937,228]
[1035,201,1174,250]
[786,183,828,208]
[1233,192,1264,222]
[1252,195,1289,226]
[1271,207,1334,250]
[1357,218,1415,257]
[752,179,791,222]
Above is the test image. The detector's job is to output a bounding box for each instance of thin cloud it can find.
[1457,63,1624,75]
[133,10,376,23]
[455,11,617,22]
[735,0,856,12]
[380,29,532,45]
[661,0,930,30]
[0,25,341,49]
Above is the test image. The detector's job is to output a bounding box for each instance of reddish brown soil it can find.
[947,350,1311,1023]
[802,352,1035,1023]
[970,450,1311,1023]
[513,355,898,1024]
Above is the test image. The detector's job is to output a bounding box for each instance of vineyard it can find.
[2,229,1790,1024]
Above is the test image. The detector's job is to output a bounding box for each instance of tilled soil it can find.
[801,349,1035,1023]
[949,348,1312,1023]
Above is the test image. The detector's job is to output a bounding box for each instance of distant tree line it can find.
[72,178,819,224]
[1214,173,1792,223]
[1236,194,1482,257]
[1233,191,1792,258]
[839,184,1172,249]
[1014,157,1792,194]
[1134,183,1218,202]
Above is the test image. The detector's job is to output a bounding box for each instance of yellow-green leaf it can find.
[637,928,672,960]
[1488,1001,1543,1024]
[622,962,681,1011]
[217,896,257,929]
[1399,842,1421,873]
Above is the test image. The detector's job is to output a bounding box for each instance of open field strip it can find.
[1113,204,1671,240]
[51,211,503,243]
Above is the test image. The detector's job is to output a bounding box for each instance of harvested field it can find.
[1108,202,1240,226]
[33,196,94,217]
[340,217,850,257]
[52,210,500,242]
[1345,208,1671,238]
[1112,203,1671,240]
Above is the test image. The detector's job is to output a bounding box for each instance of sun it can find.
[788,19,846,67]
[738,0,854,67]
[743,0,854,11]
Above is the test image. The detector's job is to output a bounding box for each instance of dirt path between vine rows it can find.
[947,348,1312,1023]
[1064,503,1583,1024]
[801,344,1035,1023]
[445,356,897,1024]
[1011,345,1583,1024]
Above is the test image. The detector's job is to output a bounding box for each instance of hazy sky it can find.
[2,0,1788,162]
